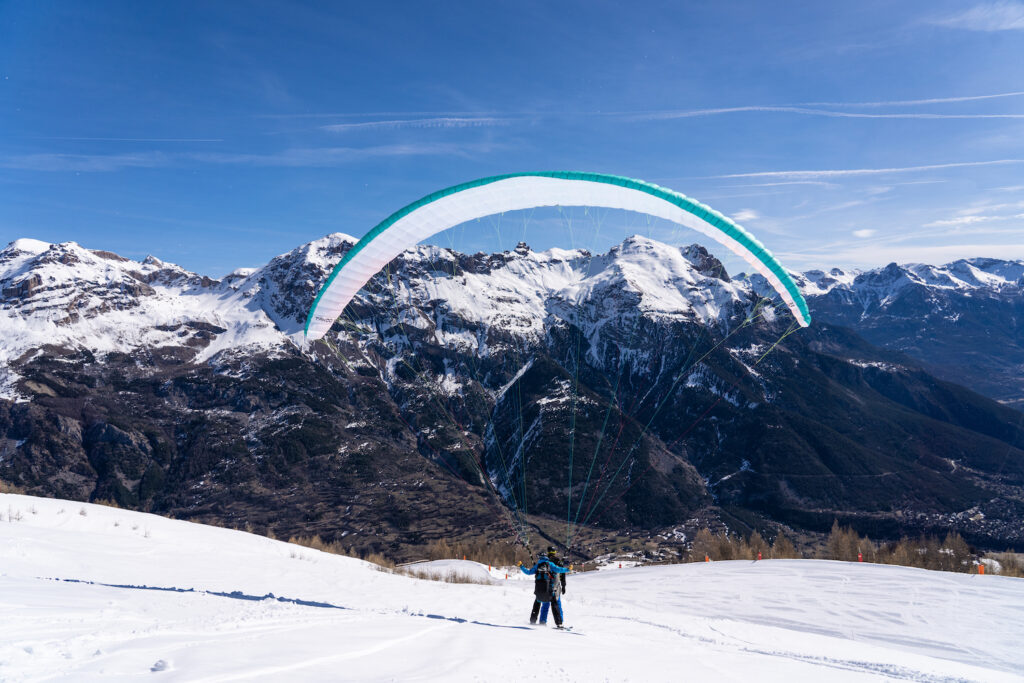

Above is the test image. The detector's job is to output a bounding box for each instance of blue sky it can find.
[2,0,1023,276]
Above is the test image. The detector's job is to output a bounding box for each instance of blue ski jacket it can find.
[520,559,569,576]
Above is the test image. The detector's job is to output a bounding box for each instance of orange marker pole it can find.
[979,564,985,575]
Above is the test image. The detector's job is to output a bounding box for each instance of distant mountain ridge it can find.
[783,257,1024,408]
[1,235,1022,558]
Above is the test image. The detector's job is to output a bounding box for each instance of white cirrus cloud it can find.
[630,106,1024,121]
[714,158,1024,180]
[0,152,170,172]
[925,213,1024,227]
[780,242,1024,270]
[853,229,877,238]
[321,117,510,132]
[930,2,1024,31]
[732,209,760,222]
[1,142,501,172]
[804,91,1024,107]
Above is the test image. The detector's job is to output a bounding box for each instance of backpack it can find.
[533,561,555,600]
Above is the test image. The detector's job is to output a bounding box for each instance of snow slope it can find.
[2,494,1021,682]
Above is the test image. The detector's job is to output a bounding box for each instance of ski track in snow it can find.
[2,493,1023,682]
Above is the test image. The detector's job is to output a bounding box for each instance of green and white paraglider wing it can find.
[304,172,811,340]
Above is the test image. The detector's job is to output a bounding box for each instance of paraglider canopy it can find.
[305,172,811,340]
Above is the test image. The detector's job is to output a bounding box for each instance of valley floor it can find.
[1,493,1021,682]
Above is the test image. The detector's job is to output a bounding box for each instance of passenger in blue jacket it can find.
[519,551,569,627]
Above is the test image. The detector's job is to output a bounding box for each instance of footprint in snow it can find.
[151,659,169,672]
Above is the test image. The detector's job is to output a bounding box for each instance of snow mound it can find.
[400,559,498,583]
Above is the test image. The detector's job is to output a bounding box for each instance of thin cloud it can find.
[258,110,504,119]
[853,229,877,238]
[930,2,1024,31]
[714,159,1024,180]
[689,189,804,201]
[632,106,1024,121]
[31,137,224,143]
[732,209,759,222]
[3,143,498,172]
[321,117,510,132]
[1,152,170,172]
[794,199,870,218]
[189,142,499,166]
[925,213,1024,227]
[258,90,1024,126]
[804,91,1024,107]
[952,200,1024,215]
[778,213,1024,269]
[783,243,1024,269]
[723,180,837,188]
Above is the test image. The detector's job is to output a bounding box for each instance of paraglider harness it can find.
[547,550,567,594]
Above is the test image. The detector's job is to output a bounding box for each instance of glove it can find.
[517,561,523,567]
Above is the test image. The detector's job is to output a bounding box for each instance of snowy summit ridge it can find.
[0,234,748,398]
[2,233,1021,403]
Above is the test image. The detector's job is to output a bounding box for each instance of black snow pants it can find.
[529,599,563,626]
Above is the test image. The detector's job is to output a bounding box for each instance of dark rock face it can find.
[2,237,1024,559]
[680,244,730,282]
[0,342,509,558]
[485,355,709,530]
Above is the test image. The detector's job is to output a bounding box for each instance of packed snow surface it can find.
[2,495,1022,682]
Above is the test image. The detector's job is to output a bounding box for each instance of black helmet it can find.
[547,546,557,556]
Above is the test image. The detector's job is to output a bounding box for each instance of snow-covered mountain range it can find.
[784,258,1024,407]
[9,234,1019,403]
[1,235,1022,557]
[0,234,759,400]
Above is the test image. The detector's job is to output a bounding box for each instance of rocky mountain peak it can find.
[680,244,731,282]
